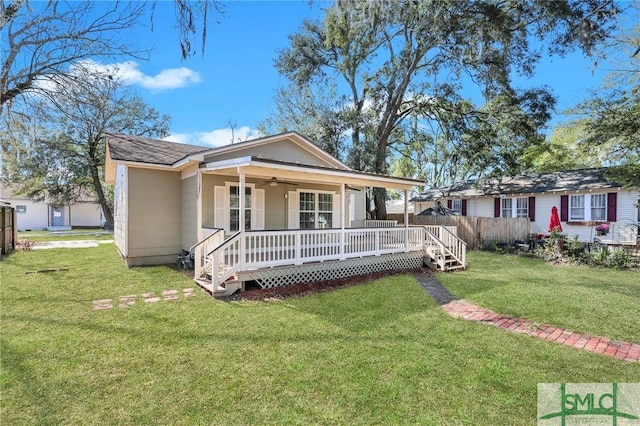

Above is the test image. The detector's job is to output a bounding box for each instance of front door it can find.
[50,206,65,226]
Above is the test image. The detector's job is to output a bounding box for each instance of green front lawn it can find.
[1,247,638,425]
[439,251,640,343]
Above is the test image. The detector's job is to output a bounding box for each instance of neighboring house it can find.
[105,131,467,295]
[412,168,640,245]
[0,186,103,231]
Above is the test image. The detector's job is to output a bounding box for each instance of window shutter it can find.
[447,200,452,209]
[214,186,226,231]
[560,195,568,222]
[607,192,617,222]
[494,198,500,217]
[461,199,467,216]
[253,188,265,230]
[332,193,341,228]
[528,197,536,222]
[287,191,299,229]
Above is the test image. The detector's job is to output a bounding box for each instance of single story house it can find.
[412,168,640,245]
[104,131,466,295]
[0,186,103,231]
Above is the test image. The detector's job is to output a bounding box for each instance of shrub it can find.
[609,248,633,270]
[16,239,37,251]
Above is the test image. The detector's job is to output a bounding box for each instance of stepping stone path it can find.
[412,271,640,363]
[92,288,197,311]
[92,299,113,311]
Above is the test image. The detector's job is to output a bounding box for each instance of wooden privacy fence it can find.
[1,202,17,258]
[409,215,530,250]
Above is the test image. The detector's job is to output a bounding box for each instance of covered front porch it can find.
[187,156,466,295]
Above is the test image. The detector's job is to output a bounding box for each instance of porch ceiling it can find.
[201,157,422,191]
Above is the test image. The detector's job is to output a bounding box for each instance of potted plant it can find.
[595,223,610,236]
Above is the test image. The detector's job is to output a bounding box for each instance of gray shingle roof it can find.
[412,168,624,201]
[106,133,211,166]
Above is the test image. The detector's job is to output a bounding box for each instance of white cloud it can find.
[164,126,263,147]
[72,60,201,91]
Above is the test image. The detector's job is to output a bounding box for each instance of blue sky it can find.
[92,1,615,147]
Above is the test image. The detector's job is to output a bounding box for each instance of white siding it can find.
[9,199,49,231]
[5,198,100,231]
[441,188,639,243]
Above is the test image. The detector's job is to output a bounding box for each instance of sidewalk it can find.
[412,271,640,362]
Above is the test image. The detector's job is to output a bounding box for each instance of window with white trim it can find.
[569,195,585,221]
[516,197,529,218]
[501,198,512,218]
[502,197,528,218]
[591,193,606,221]
[299,191,333,229]
[451,199,462,214]
[230,186,251,232]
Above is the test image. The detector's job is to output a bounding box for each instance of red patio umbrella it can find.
[548,206,563,232]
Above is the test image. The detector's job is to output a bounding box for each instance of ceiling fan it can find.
[260,177,299,187]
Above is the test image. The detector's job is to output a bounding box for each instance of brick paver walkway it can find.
[413,271,640,362]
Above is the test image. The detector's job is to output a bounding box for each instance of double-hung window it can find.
[501,197,528,218]
[591,194,607,221]
[569,195,585,221]
[568,194,607,222]
[501,198,512,218]
[516,198,529,218]
[451,199,463,215]
[299,191,333,229]
[229,186,251,232]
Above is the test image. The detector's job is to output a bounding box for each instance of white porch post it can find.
[404,189,409,251]
[340,183,345,259]
[239,170,246,269]
[196,170,203,241]
[404,189,409,227]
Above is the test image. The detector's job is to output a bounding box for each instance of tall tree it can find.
[1,0,222,109]
[0,67,170,228]
[552,3,640,185]
[259,83,348,160]
[521,120,600,172]
[275,0,619,218]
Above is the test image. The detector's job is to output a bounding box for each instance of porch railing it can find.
[364,219,398,228]
[191,228,225,279]
[192,225,467,288]
[243,227,424,269]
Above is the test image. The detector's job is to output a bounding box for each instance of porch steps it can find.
[194,278,242,298]
[424,253,465,272]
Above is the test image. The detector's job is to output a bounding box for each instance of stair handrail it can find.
[209,231,243,290]
[191,229,225,279]
[422,226,447,270]
[439,225,467,267]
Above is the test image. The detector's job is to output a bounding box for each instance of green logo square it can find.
[538,383,640,425]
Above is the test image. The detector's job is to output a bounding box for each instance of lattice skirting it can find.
[239,252,425,289]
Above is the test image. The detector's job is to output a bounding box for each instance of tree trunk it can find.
[373,187,387,220]
[88,156,114,229]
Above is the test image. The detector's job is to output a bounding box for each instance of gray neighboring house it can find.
[412,168,640,245]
